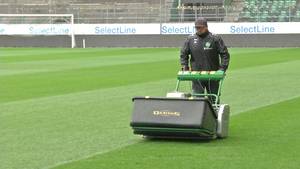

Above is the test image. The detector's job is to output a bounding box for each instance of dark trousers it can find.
[192,80,220,104]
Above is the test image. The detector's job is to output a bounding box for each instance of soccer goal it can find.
[0,14,76,48]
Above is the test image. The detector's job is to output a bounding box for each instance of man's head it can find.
[195,17,208,36]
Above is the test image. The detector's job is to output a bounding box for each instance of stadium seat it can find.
[0,0,299,23]
[293,10,300,21]
[240,0,299,22]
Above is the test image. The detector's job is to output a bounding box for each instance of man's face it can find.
[195,25,208,35]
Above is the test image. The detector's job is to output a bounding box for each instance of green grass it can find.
[53,97,300,169]
[0,48,300,169]
[1,48,299,103]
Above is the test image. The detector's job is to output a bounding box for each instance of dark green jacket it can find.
[180,32,230,71]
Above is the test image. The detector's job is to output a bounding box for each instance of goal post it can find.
[0,14,76,48]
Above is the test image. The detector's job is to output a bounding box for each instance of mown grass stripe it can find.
[1,59,300,169]
[1,48,300,103]
[0,48,174,63]
[2,48,300,77]
[1,48,300,169]
[51,96,300,169]
[0,60,178,103]
[0,50,178,76]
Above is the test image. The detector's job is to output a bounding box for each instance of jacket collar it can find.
[196,31,210,38]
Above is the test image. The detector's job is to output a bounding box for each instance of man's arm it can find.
[180,37,190,70]
[215,36,230,72]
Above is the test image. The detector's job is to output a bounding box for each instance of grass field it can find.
[1,48,300,169]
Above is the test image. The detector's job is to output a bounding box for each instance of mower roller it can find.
[130,70,230,139]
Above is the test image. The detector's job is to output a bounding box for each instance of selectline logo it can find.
[29,26,70,34]
[230,25,275,34]
[161,25,195,34]
[95,26,136,34]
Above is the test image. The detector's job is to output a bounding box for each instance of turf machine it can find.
[130,70,230,139]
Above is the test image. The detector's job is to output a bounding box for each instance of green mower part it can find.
[133,127,216,139]
[177,70,225,81]
[175,71,225,106]
[130,97,217,139]
[130,71,229,139]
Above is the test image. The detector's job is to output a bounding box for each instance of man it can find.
[180,17,230,103]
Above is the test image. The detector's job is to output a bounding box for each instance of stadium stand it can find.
[0,0,299,23]
[0,0,300,48]
[239,0,300,22]
[0,0,165,23]
[171,0,226,22]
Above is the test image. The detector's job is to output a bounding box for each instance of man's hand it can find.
[216,70,225,74]
[181,66,190,71]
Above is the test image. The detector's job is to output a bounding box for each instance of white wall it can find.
[0,22,300,35]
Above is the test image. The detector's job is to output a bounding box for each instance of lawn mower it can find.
[130,70,230,139]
